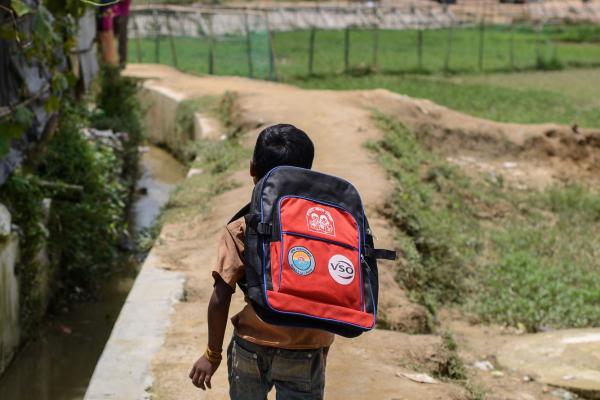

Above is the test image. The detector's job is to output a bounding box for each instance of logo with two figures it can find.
[306,206,336,236]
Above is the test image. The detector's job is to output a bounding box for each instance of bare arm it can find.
[189,278,234,390]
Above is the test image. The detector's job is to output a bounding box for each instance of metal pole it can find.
[444,19,453,72]
[308,26,316,75]
[166,13,178,68]
[244,12,253,78]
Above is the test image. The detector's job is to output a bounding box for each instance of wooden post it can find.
[208,14,215,75]
[166,13,178,68]
[535,23,544,67]
[478,19,485,71]
[509,22,515,70]
[265,12,277,81]
[308,26,316,75]
[344,26,350,73]
[417,29,423,71]
[444,22,453,72]
[153,10,160,63]
[133,15,142,62]
[243,13,253,78]
[371,24,379,71]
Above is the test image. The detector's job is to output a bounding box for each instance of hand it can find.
[189,354,221,390]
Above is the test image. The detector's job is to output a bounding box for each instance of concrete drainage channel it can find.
[83,80,219,400]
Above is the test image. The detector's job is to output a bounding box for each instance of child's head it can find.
[251,124,314,182]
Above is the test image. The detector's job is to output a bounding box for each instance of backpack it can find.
[230,166,396,338]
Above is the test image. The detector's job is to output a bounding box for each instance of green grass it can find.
[130,26,600,129]
[292,73,600,128]
[372,113,600,332]
[130,24,600,78]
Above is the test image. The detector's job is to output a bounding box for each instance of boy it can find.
[189,124,334,400]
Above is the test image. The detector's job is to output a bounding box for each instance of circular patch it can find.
[328,255,355,285]
[287,246,315,276]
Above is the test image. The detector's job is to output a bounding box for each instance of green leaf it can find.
[11,0,31,17]
[44,95,60,112]
[0,26,18,41]
[1,122,25,139]
[13,105,33,127]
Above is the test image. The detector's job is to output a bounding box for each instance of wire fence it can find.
[128,1,600,80]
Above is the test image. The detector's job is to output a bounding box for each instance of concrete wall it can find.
[0,200,52,377]
[0,232,20,376]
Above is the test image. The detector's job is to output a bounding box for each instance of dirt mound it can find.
[356,89,600,187]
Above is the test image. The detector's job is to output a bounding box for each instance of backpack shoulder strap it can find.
[229,203,251,224]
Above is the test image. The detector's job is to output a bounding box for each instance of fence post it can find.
[308,26,316,75]
[478,18,485,71]
[344,26,350,73]
[133,15,142,63]
[265,12,278,81]
[444,20,454,73]
[371,24,379,71]
[207,14,215,75]
[535,23,544,67]
[244,12,253,78]
[417,29,423,71]
[152,10,160,63]
[509,22,515,70]
[166,13,178,69]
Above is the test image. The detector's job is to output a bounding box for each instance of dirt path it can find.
[122,64,600,400]
[124,64,467,399]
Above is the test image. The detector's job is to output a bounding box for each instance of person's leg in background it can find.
[115,15,128,67]
[97,6,118,65]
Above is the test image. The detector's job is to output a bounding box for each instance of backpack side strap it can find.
[229,203,251,224]
[365,247,397,261]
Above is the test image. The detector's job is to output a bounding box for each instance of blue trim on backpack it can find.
[257,166,376,331]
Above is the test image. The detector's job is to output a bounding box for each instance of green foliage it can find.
[438,332,467,381]
[471,185,600,331]
[91,65,144,169]
[370,114,482,304]
[373,113,600,332]
[37,104,129,299]
[162,137,250,223]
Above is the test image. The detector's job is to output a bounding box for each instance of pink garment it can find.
[99,0,131,31]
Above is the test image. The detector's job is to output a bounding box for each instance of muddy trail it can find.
[122,64,600,400]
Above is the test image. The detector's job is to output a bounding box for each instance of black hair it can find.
[252,124,314,180]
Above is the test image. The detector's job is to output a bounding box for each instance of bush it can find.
[37,104,129,299]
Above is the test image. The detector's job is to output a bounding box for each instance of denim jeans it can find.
[227,335,326,400]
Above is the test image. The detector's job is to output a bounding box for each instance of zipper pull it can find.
[361,254,371,272]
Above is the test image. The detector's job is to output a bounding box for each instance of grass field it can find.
[130,25,600,128]
[371,114,600,331]
[131,24,600,78]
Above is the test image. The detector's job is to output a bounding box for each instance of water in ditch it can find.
[0,145,186,400]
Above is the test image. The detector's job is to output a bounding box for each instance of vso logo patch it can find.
[287,246,315,276]
[328,255,355,285]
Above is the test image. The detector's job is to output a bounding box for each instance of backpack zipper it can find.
[281,231,358,251]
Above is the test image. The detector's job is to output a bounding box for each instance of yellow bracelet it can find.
[205,347,223,363]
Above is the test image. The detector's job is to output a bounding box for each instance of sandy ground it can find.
[123,64,600,399]
[125,64,465,399]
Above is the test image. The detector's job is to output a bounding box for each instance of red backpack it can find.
[232,166,396,338]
